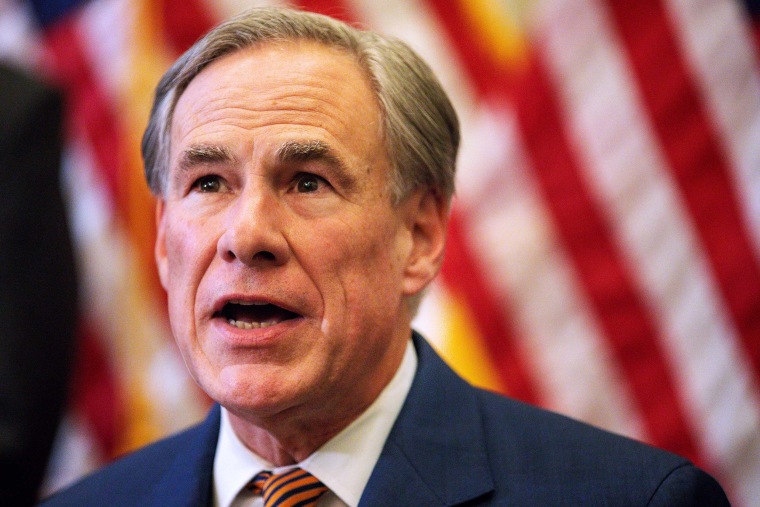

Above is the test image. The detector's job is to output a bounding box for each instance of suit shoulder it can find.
[476,387,681,463]
[649,462,729,506]
[407,336,728,504]
[472,388,728,505]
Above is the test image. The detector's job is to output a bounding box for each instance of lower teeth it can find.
[228,319,276,329]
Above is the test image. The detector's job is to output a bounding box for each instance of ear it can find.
[401,190,450,297]
[155,199,169,290]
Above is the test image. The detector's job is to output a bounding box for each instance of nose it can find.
[216,187,290,267]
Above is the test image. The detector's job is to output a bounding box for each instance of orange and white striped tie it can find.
[246,468,328,507]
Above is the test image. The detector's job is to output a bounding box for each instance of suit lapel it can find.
[359,333,494,506]
[145,405,221,507]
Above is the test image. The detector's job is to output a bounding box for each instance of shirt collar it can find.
[213,339,418,507]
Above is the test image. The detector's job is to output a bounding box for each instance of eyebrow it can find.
[177,144,234,171]
[276,140,342,167]
[178,141,341,169]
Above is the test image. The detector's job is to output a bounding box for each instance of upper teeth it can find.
[229,299,269,306]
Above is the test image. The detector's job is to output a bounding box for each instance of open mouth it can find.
[214,300,300,330]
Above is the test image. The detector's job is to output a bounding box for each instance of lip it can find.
[211,293,302,315]
[209,313,305,347]
[208,293,306,347]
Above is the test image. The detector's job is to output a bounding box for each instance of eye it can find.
[295,173,325,193]
[192,175,224,193]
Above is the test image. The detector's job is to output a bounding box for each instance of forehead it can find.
[169,40,385,169]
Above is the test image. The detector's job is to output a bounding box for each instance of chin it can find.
[212,365,301,415]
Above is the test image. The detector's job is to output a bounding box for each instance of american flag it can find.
[1,0,757,504]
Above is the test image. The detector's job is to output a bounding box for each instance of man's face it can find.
[156,41,443,426]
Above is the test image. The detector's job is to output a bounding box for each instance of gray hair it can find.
[141,6,459,204]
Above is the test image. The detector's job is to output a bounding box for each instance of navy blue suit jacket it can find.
[41,333,729,506]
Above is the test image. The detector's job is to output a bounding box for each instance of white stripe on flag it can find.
[210,0,289,20]
[462,105,647,438]
[664,0,760,261]
[0,0,43,69]
[539,0,760,502]
[350,0,480,142]
[76,0,131,103]
[665,0,760,501]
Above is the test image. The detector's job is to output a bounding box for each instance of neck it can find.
[227,406,367,466]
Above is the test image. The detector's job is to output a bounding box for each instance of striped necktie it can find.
[246,468,329,507]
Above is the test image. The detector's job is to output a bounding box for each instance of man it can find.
[41,7,729,506]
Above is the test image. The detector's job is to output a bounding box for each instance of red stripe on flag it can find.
[293,0,359,22]
[70,320,122,459]
[514,53,704,465]
[746,6,760,56]
[42,19,124,207]
[606,0,760,386]
[423,0,513,98]
[442,211,542,404]
[158,0,218,56]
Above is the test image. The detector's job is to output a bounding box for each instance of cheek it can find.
[164,214,210,274]
[163,232,193,330]
[162,218,211,314]
[335,218,408,303]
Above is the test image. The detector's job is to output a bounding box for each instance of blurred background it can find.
[0,0,757,505]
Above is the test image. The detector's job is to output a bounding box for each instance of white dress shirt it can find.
[212,339,418,507]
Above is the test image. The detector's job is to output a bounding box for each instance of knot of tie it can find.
[246,468,328,507]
